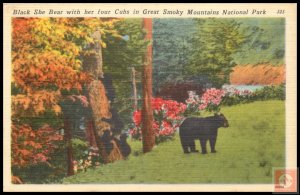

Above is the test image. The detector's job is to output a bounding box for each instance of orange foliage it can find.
[230,64,285,85]
[11,17,121,170]
[11,124,63,167]
[12,17,120,113]
[12,90,61,116]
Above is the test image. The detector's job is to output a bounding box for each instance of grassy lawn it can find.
[63,100,285,184]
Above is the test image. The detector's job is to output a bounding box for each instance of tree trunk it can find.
[142,18,155,153]
[64,118,74,176]
[83,28,123,163]
[132,67,138,111]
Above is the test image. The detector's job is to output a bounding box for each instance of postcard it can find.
[3,3,297,192]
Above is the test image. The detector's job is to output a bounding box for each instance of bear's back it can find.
[180,116,219,136]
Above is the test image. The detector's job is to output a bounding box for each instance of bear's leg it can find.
[183,145,190,154]
[200,138,207,154]
[209,136,217,153]
[180,136,190,153]
[189,140,199,153]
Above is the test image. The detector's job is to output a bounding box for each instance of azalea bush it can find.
[185,88,226,115]
[221,86,254,106]
[130,98,186,143]
[129,85,285,144]
[185,91,201,115]
[198,88,226,113]
[221,84,285,106]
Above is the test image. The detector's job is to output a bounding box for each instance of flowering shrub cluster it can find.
[130,98,186,143]
[73,150,100,174]
[71,139,100,174]
[185,88,225,114]
[221,86,254,106]
[221,84,285,106]
[129,84,285,143]
[185,91,201,115]
[198,88,226,112]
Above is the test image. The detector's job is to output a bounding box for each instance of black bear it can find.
[179,113,229,154]
[118,133,131,158]
[100,130,114,154]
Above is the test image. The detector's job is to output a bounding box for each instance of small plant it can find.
[71,139,100,174]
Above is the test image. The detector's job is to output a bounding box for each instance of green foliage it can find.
[222,84,285,106]
[71,138,89,160]
[153,19,196,90]
[14,109,63,130]
[254,84,285,100]
[187,18,250,87]
[102,18,148,128]
[63,101,285,184]
[152,18,285,90]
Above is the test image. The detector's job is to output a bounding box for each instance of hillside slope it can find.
[230,64,285,85]
[64,100,285,184]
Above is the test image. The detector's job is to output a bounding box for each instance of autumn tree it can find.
[11,18,121,180]
[12,18,90,179]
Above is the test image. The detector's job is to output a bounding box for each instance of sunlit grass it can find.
[63,100,285,184]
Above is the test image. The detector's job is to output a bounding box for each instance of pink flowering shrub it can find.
[130,98,187,143]
[185,88,226,114]
[221,85,255,106]
[185,91,201,115]
[198,88,226,113]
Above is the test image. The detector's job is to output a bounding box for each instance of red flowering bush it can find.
[130,98,186,143]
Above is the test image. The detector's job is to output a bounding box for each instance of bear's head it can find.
[214,113,229,128]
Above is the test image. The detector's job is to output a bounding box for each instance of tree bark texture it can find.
[64,118,74,176]
[142,18,155,153]
[83,28,123,163]
[132,67,138,111]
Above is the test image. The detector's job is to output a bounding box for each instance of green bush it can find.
[222,84,285,106]
[71,138,89,161]
[253,84,285,100]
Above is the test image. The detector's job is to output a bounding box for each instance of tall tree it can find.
[187,18,263,87]
[186,18,250,87]
[82,19,127,163]
[141,18,155,153]
[152,18,196,90]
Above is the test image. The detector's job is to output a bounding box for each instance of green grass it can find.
[63,100,285,184]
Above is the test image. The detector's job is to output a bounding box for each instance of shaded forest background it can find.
[153,18,285,90]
